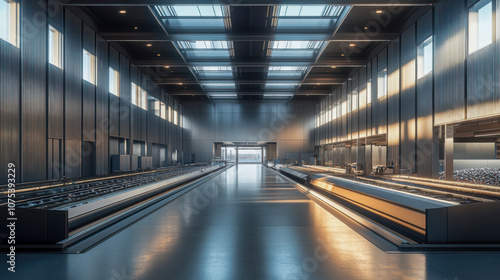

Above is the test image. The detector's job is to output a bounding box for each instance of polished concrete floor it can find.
[3,164,500,280]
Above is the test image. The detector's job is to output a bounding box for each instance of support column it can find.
[356,139,366,174]
[445,124,454,181]
[431,127,440,178]
[365,138,372,176]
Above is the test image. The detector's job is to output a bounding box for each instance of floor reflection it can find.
[7,164,500,280]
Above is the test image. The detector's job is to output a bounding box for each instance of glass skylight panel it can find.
[269,66,307,71]
[271,41,322,50]
[268,41,324,59]
[155,5,229,32]
[194,66,232,71]
[202,83,236,90]
[268,66,307,79]
[275,5,344,31]
[263,93,294,98]
[177,41,233,59]
[264,83,299,91]
[194,66,233,79]
[178,40,230,49]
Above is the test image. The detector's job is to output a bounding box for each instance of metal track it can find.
[0,165,212,209]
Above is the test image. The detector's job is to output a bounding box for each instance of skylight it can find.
[271,41,323,50]
[177,41,234,59]
[274,5,345,31]
[268,41,325,59]
[278,5,337,17]
[269,66,307,71]
[194,66,234,79]
[164,5,225,17]
[268,66,307,79]
[194,66,232,71]
[178,41,230,49]
[202,83,236,90]
[155,5,230,31]
[264,83,299,91]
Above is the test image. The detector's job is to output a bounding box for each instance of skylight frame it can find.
[273,5,345,32]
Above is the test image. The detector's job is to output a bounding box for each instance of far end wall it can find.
[182,101,316,163]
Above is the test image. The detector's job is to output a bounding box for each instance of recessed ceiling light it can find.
[157,53,161,56]
[364,26,368,30]
[119,10,126,14]
[349,43,357,47]
[375,10,384,14]
[164,66,170,69]
[331,66,337,69]
[134,26,138,30]
[341,54,345,57]
[146,43,152,47]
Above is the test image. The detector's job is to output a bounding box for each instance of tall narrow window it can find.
[83,49,96,84]
[131,83,138,105]
[352,90,358,111]
[0,0,19,47]
[160,102,167,119]
[367,78,372,105]
[174,110,178,125]
[48,25,63,68]
[469,0,493,54]
[153,99,161,117]
[141,89,147,110]
[168,106,172,122]
[109,67,119,96]
[377,68,387,99]
[417,36,433,79]
[131,83,146,110]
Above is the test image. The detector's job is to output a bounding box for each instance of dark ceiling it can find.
[66,0,435,103]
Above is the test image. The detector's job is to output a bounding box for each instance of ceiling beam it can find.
[60,0,437,6]
[157,79,345,84]
[169,90,332,96]
[101,32,397,42]
[133,59,367,68]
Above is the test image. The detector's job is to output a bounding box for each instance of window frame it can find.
[48,25,63,68]
[109,67,120,96]
[417,36,433,79]
[0,0,19,47]
[83,49,96,85]
[468,0,494,54]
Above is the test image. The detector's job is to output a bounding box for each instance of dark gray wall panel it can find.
[371,56,378,135]
[351,72,359,139]
[82,24,95,53]
[21,0,47,182]
[387,38,400,168]
[109,94,120,137]
[48,65,64,139]
[467,40,498,118]
[119,55,130,138]
[0,42,20,184]
[366,61,372,137]
[64,140,81,179]
[341,83,347,141]
[82,82,96,142]
[400,26,417,170]
[376,49,388,135]
[416,11,437,177]
[95,36,109,175]
[434,0,466,124]
[416,10,433,44]
[358,66,367,138]
[64,10,82,141]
